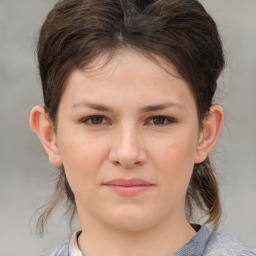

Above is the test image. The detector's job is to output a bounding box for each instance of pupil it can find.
[153,117,164,124]
[92,117,103,124]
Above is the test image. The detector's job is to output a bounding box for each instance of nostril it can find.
[113,160,121,166]
[108,140,147,168]
[111,159,142,169]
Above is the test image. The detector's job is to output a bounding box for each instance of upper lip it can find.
[103,178,153,186]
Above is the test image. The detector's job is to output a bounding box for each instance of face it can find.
[53,50,204,231]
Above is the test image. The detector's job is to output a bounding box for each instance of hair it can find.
[36,0,225,236]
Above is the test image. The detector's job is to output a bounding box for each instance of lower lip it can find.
[104,185,152,196]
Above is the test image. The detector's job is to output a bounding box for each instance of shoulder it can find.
[204,230,256,256]
[40,240,69,256]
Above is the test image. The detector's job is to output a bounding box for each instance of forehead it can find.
[79,49,182,79]
[60,49,196,112]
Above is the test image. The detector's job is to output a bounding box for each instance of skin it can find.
[30,49,223,256]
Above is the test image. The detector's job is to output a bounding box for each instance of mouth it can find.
[103,178,154,196]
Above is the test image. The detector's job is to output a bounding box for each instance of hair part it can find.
[36,0,225,236]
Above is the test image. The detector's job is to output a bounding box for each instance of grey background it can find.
[0,0,255,255]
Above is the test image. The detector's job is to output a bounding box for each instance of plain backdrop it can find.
[0,0,256,255]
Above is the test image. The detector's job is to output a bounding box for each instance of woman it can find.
[30,0,256,255]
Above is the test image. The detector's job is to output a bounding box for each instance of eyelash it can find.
[81,115,110,126]
[80,115,175,126]
[147,116,175,125]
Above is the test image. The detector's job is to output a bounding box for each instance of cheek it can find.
[151,131,198,189]
[57,132,109,191]
[154,131,197,166]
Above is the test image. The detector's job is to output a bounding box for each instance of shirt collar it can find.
[69,230,83,256]
[68,225,211,256]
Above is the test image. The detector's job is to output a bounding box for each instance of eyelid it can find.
[146,116,176,125]
[79,115,176,126]
[80,115,110,125]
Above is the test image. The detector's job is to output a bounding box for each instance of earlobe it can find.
[29,106,63,167]
[194,105,224,164]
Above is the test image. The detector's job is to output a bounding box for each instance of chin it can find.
[108,219,154,232]
[102,207,159,232]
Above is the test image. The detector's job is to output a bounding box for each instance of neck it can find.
[77,210,196,256]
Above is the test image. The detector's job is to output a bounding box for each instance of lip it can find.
[104,178,153,186]
[103,178,153,196]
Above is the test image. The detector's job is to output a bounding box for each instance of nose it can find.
[108,126,147,169]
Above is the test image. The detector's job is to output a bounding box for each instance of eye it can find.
[148,116,175,125]
[81,115,109,125]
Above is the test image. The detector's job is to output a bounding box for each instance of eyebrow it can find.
[141,103,186,112]
[72,101,113,112]
[71,100,186,112]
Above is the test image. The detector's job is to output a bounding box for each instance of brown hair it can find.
[36,0,225,236]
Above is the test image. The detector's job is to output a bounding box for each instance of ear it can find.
[194,104,224,164]
[29,106,63,167]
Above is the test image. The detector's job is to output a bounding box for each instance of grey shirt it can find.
[41,225,256,256]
